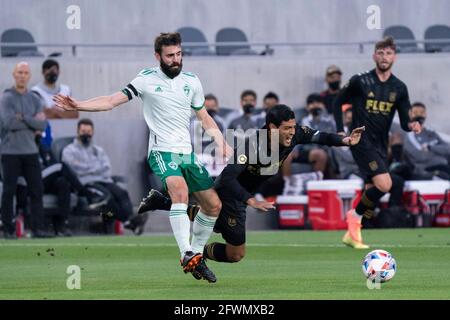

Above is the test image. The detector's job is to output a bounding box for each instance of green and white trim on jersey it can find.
[122,67,205,155]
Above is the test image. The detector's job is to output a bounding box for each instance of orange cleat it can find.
[342,209,369,249]
[180,251,203,273]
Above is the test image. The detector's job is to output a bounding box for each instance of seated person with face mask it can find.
[287,93,337,178]
[404,102,450,180]
[62,118,147,234]
[228,90,258,131]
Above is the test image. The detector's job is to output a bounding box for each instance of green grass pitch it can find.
[1,228,449,299]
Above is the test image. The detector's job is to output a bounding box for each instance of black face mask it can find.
[328,80,341,91]
[412,116,425,125]
[79,134,92,146]
[160,59,183,79]
[207,109,217,117]
[310,108,323,117]
[45,72,58,84]
[243,104,255,114]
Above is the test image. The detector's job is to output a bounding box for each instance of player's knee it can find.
[202,199,222,217]
[227,246,245,262]
[229,252,245,262]
[169,190,188,203]
[310,148,327,162]
[210,200,222,216]
[375,179,392,193]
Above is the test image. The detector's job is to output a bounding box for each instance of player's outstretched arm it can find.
[297,125,365,147]
[196,107,233,159]
[53,91,129,112]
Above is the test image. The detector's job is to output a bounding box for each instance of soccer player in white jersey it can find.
[54,33,232,283]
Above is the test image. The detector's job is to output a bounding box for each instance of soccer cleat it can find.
[343,209,369,249]
[192,258,217,283]
[342,232,369,249]
[138,189,171,214]
[123,214,148,235]
[180,251,203,273]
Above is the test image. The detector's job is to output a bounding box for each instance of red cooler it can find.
[435,189,450,227]
[276,195,308,228]
[307,180,363,230]
[404,180,450,227]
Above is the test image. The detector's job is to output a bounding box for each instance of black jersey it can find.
[214,126,347,203]
[333,69,411,150]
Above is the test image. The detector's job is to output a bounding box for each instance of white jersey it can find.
[125,67,205,155]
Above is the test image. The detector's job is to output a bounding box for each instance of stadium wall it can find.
[1,0,449,51]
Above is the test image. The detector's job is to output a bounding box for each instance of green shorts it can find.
[148,151,214,193]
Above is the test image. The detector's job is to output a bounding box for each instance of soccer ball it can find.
[362,249,397,283]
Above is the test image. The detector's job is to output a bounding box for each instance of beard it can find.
[160,59,183,79]
[376,60,393,72]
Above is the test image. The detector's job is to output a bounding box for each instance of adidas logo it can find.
[155,86,162,92]
[368,91,375,98]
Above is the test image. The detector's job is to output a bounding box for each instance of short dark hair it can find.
[306,93,324,105]
[77,118,94,130]
[375,36,397,52]
[205,93,218,103]
[266,104,295,128]
[412,101,426,109]
[154,32,182,54]
[240,89,257,101]
[263,91,279,102]
[42,59,59,72]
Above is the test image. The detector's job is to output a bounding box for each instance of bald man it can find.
[0,62,50,239]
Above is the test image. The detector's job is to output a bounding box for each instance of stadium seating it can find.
[177,27,214,56]
[1,28,44,57]
[383,25,422,53]
[215,27,258,56]
[424,24,450,52]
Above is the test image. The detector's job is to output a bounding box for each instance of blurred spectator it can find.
[32,59,76,119]
[39,142,91,237]
[404,102,450,179]
[253,91,279,128]
[0,62,51,239]
[332,105,362,179]
[228,90,258,131]
[320,65,343,115]
[62,119,147,235]
[386,133,407,208]
[32,59,77,152]
[287,93,337,178]
[191,93,225,141]
[301,93,336,131]
[190,94,227,176]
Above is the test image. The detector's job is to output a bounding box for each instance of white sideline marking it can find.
[0,243,449,248]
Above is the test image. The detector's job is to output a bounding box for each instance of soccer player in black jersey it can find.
[333,37,422,249]
[139,105,364,281]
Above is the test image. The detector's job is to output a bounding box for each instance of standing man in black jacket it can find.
[0,62,50,239]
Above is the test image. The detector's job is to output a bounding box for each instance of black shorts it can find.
[214,188,247,246]
[351,140,388,183]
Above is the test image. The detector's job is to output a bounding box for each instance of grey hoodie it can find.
[0,87,47,155]
[62,139,114,186]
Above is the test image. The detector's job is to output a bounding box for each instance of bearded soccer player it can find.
[333,37,422,249]
[139,105,364,275]
[54,32,233,283]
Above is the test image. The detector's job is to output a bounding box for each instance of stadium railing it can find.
[2,39,450,57]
